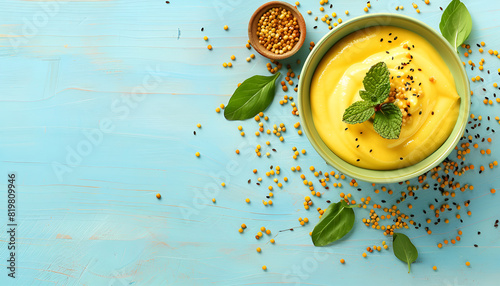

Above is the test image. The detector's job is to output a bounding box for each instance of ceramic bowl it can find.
[297,13,470,183]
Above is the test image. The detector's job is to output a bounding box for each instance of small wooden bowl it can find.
[248,1,306,60]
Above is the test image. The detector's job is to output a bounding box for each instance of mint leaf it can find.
[361,62,390,104]
[373,103,403,139]
[342,101,375,124]
[439,0,472,52]
[359,90,377,103]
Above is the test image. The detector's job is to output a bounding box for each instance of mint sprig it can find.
[342,62,402,140]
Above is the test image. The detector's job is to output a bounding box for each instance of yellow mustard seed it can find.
[257,7,301,55]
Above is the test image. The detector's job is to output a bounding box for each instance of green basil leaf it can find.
[224,73,280,120]
[311,200,356,247]
[342,101,375,124]
[392,233,418,273]
[361,62,390,104]
[373,103,403,139]
[439,0,472,52]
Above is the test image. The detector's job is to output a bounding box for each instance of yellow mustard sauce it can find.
[311,26,460,170]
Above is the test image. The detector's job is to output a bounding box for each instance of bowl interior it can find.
[248,1,306,60]
[298,13,470,183]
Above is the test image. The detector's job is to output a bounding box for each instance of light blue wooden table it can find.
[0,0,499,285]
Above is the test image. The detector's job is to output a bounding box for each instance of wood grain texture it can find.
[0,0,499,285]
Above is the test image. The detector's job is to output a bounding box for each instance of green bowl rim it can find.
[297,13,470,183]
